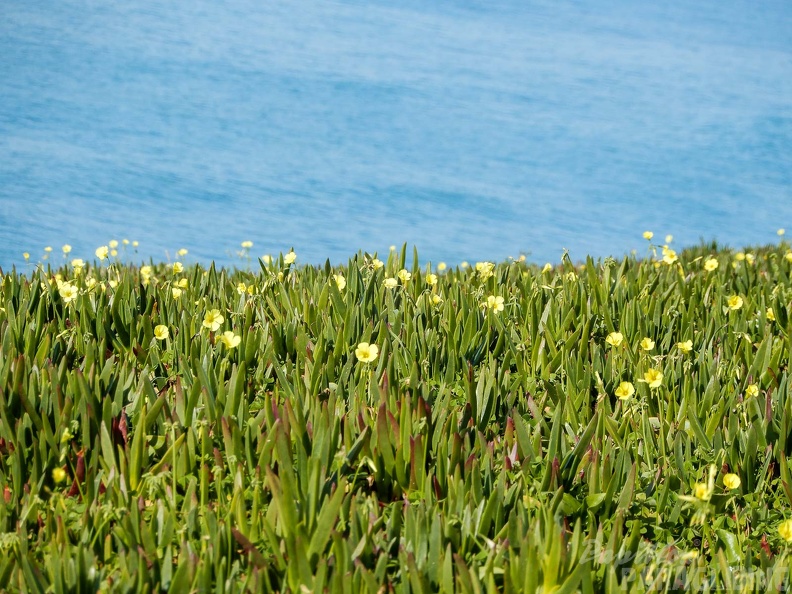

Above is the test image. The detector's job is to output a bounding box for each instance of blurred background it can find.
[1,0,791,269]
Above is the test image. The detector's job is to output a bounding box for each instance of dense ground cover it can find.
[2,239,792,592]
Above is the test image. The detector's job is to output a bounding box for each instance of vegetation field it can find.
[2,237,792,593]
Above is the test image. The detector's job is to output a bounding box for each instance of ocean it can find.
[1,0,791,269]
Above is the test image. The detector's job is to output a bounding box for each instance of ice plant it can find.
[203,309,224,332]
[605,332,623,347]
[355,342,379,363]
[615,381,635,400]
[219,331,241,349]
[154,325,169,340]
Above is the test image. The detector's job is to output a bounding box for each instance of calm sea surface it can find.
[1,0,791,269]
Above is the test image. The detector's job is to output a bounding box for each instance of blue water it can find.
[1,0,791,269]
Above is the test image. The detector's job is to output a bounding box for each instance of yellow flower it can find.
[123,239,129,245]
[241,240,253,249]
[140,265,152,278]
[71,258,85,269]
[694,482,712,501]
[605,332,624,347]
[44,246,53,253]
[333,274,346,290]
[154,325,169,340]
[219,331,241,349]
[723,473,741,490]
[483,295,505,313]
[640,368,663,389]
[786,252,792,263]
[460,261,469,269]
[176,278,188,288]
[735,252,745,261]
[389,245,396,251]
[426,273,438,286]
[85,277,97,289]
[431,294,443,305]
[261,254,272,265]
[397,269,412,283]
[237,282,248,295]
[108,280,118,289]
[110,249,118,257]
[745,253,755,265]
[615,381,635,400]
[371,258,384,270]
[59,283,79,304]
[355,342,379,363]
[643,231,654,240]
[778,228,786,236]
[665,234,673,244]
[95,246,109,260]
[172,262,184,274]
[62,244,72,254]
[23,252,30,261]
[384,277,398,289]
[476,262,495,280]
[766,307,776,322]
[132,241,139,247]
[437,262,447,272]
[677,340,693,354]
[172,287,183,299]
[640,337,655,351]
[542,263,553,274]
[779,519,792,543]
[177,248,188,257]
[662,249,678,265]
[727,295,743,310]
[284,251,297,265]
[52,467,67,484]
[703,258,718,272]
[203,309,224,331]
[745,384,759,398]
[108,240,118,249]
